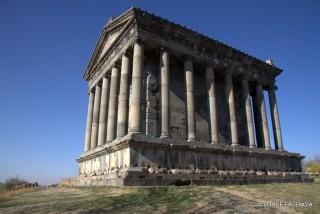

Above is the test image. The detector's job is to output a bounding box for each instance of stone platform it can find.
[75,134,313,186]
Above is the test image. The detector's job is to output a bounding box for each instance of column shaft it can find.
[256,83,271,149]
[129,41,144,133]
[90,84,101,149]
[97,76,110,146]
[117,54,130,138]
[269,87,284,150]
[184,59,196,141]
[160,49,170,138]
[106,66,120,142]
[84,91,94,151]
[225,72,239,146]
[205,66,219,143]
[241,77,255,148]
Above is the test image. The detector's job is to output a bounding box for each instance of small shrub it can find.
[4,177,28,190]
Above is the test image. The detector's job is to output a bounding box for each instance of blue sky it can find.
[0,0,319,185]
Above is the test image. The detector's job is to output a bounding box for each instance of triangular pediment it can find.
[84,8,136,80]
[98,30,121,61]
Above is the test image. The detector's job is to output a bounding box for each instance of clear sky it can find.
[0,0,319,185]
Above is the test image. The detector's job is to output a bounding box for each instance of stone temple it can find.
[75,8,312,186]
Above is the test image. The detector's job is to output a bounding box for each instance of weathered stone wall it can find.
[137,60,250,145]
[79,147,131,176]
[234,82,249,146]
[76,135,310,186]
[79,135,303,177]
[169,65,187,140]
[194,69,210,142]
[129,142,302,172]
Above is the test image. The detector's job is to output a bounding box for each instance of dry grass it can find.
[0,187,40,202]
[0,182,319,214]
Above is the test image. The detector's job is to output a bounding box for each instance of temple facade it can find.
[75,8,312,186]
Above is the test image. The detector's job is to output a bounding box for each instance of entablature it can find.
[84,7,281,90]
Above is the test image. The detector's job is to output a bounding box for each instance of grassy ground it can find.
[0,182,319,214]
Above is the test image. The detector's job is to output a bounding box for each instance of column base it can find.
[160,134,170,139]
[210,140,219,144]
[128,131,142,134]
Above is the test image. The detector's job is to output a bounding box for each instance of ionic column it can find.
[84,90,94,151]
[225,70,239,146]
[241,76,255,148]
[97,75,110,146]
[90,84,101,149]
[106,66,120,142]
[129,40,144,133]
[268,84,284,151]
[184,58,196,141]
[205,65,218,143]
[256,83,271,150]
[117,53,130,138]
[160,48,170,138]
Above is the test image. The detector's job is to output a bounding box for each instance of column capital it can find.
[183,55,193,62]
[252,75,264,86]
[267,83,278,91]
[240,74,248,81]
[112,64,121,70]
[90,85,97,93]
[206,60,214,68]
[236,66,245,74]
[224,68,233,77]
[103,72,111,78]
[255,81,265,92]
[122,49,130,57]
[97,79,103,87]
[160,46,170,53]
[134,36,144,45]
[160,48,170,67]
[184,57,193,72]
[226,63,244,74]
[88,87,94,95]
[212,58,227,70]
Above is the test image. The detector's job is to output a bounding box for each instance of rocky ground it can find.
[0,182,319,213]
